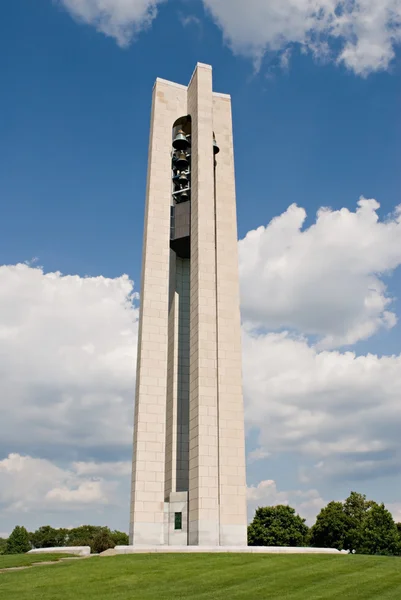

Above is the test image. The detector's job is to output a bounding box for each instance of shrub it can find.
[6,526,31,554]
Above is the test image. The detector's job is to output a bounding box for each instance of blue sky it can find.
[0,0,400,535]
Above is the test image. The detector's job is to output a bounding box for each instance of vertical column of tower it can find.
[130,79,187,546]
[164,252,178,500]
[187,64,220,546]
[213,93,248,546]
[175,257,191,493]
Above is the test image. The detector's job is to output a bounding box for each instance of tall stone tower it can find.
[130,63,247,547]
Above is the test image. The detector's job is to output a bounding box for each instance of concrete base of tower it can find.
[188,519,220,546]
[129,522,165,546]
[219,524,248,547]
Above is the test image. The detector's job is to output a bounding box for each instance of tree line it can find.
[248,491,401,556]
[0,525,128,555]
[1,492,400,556]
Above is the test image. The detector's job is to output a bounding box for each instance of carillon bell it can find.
[179,189,189,202]
[178,172,189,186]
[213,134,220,155]
[175,151,189,171]
[173,130,190,151]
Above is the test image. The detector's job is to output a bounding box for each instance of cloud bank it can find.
[203,0,401,75]
[0,264,138,462]
[57,0,165,46]
[243,330,401,485]
[247,479,326,524]
[0,453,119,512]
[0,196,400,531]
[57,0,401,75]
[239,198,401,348]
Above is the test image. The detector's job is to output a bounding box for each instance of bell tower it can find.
[130,63,247,547]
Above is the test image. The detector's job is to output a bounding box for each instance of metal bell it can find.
[213,134,220,155]
[178,189,189,203]
[179,172,189,186]
[175,151,189,171]
[173,130,190,151]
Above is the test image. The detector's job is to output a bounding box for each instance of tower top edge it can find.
[153,64,212,91]
[188,62,212,88]
[153,65,229,97]
[213,92,231,100]
[153,78,188,91]
[195,62,212,70]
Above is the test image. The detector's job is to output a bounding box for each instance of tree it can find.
[1,524,127,556]
[357,503,400,556]
[30,526,68,549]
[92,530,116,554]
[310,492,401,556]
[343,491,374,521]
[67,525,124,553]
[310,501,351,550]
[248,505,309,547]
[0,537,7,555]
[110,530,129,546]
[6,526,31,554]
[343,491,376,551]
[67,525,104,549]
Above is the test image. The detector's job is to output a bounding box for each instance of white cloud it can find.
[72,461,132,477]
[280,47,292,70]
[247,479,401,525]
[0,193,401,531]
[247,448,271,464]
[247,479,290,507]
[46,481,108,504]
[179,13,202,29]
[247,479,326,524]
[203,0,401,75]
[57,0,165,46]
[239,198,401,349]
[243,329,401,483]
[387,503,401,523]
[0,264,138,461]
[0,454,119,512]
[54,1,401,76]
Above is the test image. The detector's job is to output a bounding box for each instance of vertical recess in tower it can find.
[168,117,192,501]
[170,117,192,259]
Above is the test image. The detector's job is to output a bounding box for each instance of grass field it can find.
[1,553,401,599]
[0,553,75,569]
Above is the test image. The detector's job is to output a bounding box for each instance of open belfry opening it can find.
[130,64,247,547]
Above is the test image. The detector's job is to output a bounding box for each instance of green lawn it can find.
[0,553,75,569]
[0,553,400,599]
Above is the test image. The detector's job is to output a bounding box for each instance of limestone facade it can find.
[130,64,247,546]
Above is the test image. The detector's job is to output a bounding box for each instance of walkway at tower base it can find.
[115,546,347,555]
